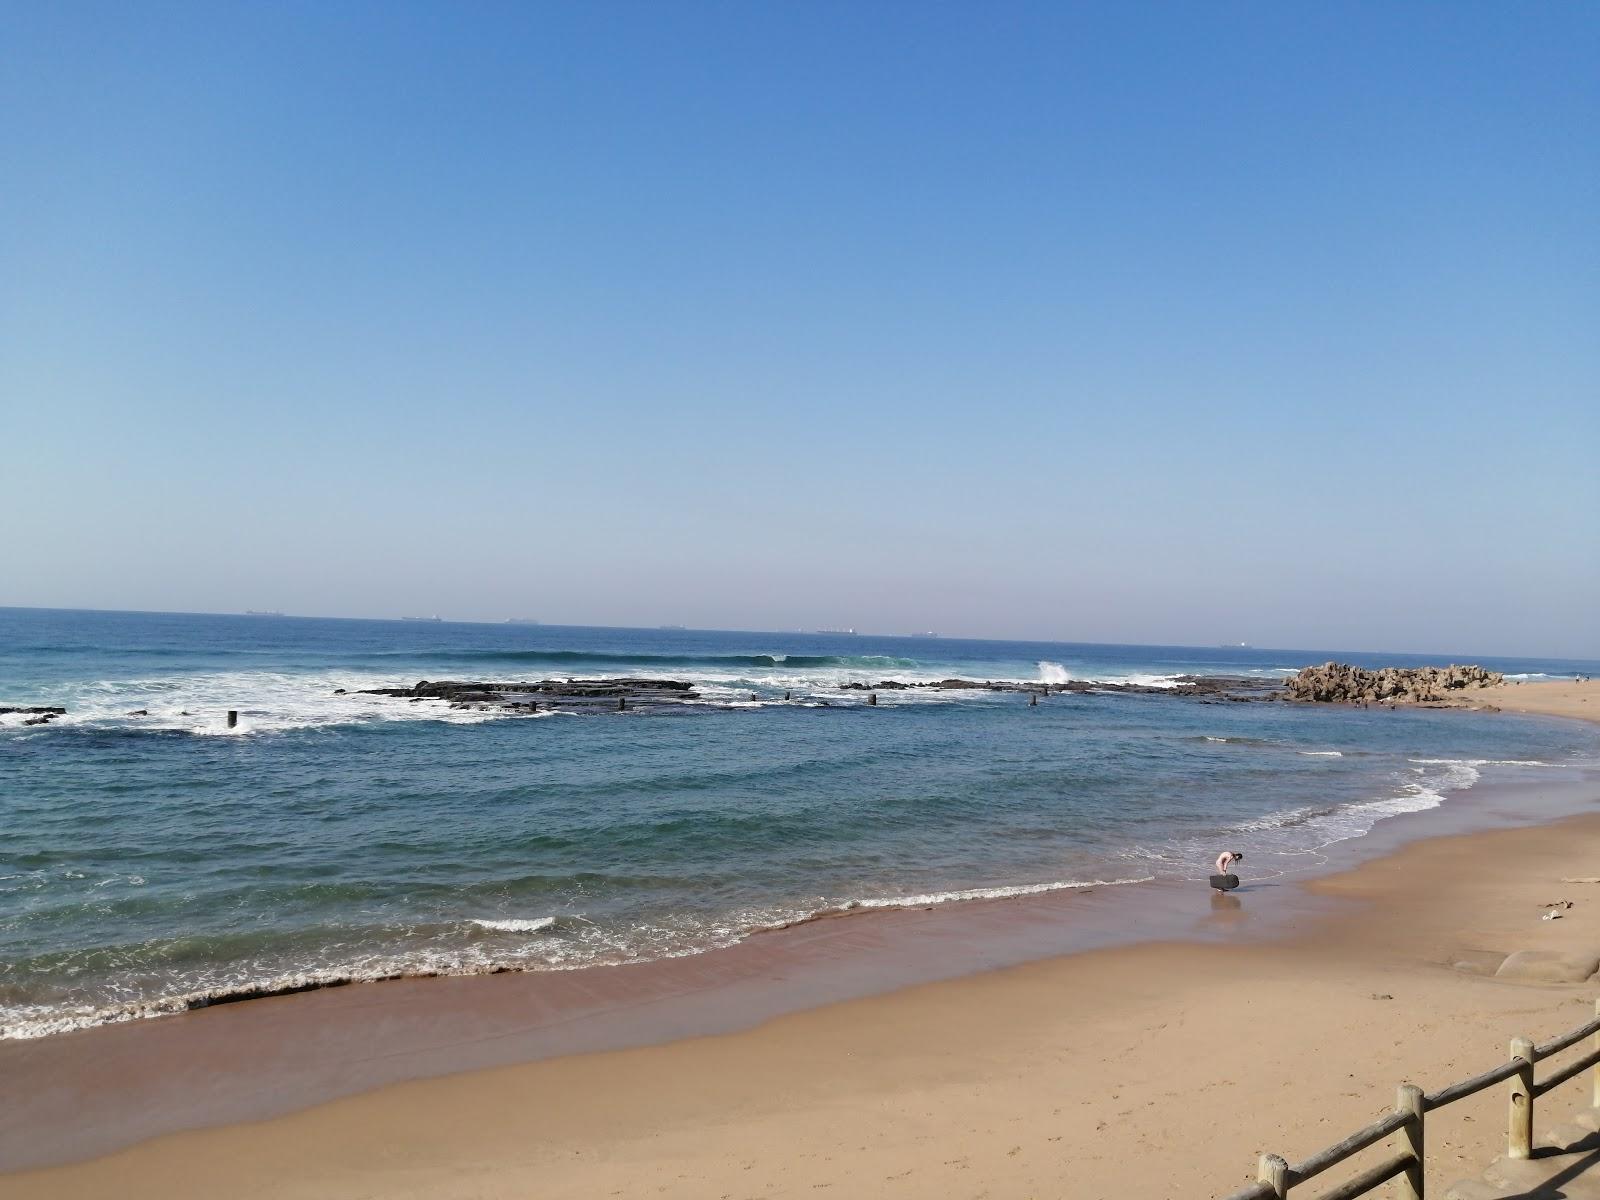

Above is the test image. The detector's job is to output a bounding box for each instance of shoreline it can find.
[2,681,1598,1195]
[9,791,1600,1198]
[7,687,1592,1047]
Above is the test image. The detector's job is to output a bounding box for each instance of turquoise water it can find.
[3,607,1597,1039]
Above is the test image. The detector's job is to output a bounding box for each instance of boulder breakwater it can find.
[1282,663,1504,706]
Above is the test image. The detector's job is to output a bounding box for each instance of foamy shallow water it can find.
[3,608,1598,1039]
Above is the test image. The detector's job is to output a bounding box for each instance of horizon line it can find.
[2,603,1596,667]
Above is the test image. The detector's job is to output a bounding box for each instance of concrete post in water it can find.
[1029,692,1037,706]
[226,710,238,728]
[784,690,791,701]
[1397,1083,1425,1200]
[618,696,626,712]
[1257,1153,1289,1199]
[868,693,877,706]
[1508,1036,1535,1159]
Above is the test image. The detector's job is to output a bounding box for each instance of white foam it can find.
[0,669,577,738]
[469,917,557,933]
[1033,662,1181,689]
[1299,750,1343,757]
[1212,759,1485,857]
[1117,673,1182,689]
[1408,758,1551,768]
[842,876,1156,909]
[1,655,1257,736]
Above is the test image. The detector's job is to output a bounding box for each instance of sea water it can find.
[3,607,1597,1039]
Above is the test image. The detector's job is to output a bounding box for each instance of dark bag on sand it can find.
[1209,873,1240,891]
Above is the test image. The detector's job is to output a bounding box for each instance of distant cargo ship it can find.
[244,610,284,617]
[658,624,687,630]
[504,618,541,625]
[402,615,442,622]
[815,628,857,635]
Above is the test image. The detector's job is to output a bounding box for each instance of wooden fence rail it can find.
[1219,999,1600,1200]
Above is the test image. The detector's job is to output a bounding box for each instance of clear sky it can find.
[3,2,1596,657]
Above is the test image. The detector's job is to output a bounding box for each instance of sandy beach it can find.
[4,681,1599,1200]
[1462,677,1599,722]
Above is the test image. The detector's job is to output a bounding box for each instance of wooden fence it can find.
[1220,999,1600,1200]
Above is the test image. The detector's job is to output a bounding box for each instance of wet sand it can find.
[4,680,1599,1198]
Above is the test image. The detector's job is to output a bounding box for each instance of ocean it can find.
[3,606,1597,1040]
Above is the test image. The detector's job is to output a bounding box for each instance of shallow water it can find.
[3,607,1597,1038]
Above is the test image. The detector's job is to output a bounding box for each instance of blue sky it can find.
[3,2,1596,656]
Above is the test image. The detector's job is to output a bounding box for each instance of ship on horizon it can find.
[815,628,858,635]
[401,615,442,622]
[244,610,284,617]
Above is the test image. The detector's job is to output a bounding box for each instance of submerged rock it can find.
[3,705,66,727]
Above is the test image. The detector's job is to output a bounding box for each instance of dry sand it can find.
[1461,676,1600,722]
[5,680,1599,1200]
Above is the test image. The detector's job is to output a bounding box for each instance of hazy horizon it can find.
[4,4,1596,659]
[5,603,1597,665]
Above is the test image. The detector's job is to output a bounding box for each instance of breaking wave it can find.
[372,650,923,670]
[1221,760,1483,849]
[469,917,557,933]
[837,876,1156,909]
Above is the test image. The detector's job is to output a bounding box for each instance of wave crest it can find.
[380,650,922,670]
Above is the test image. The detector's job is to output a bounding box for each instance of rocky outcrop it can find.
[352,674,1281,717]
[356,678,698,713]
[1,705,66,726]
[838,676,1278,699]
[1282,662,1503,705]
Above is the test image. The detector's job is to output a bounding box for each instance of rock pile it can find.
[1282,662,1503,705]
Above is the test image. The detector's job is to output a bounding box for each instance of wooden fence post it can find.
[1593,999,1600,1111]
[1257,1153,1290,1199]
[1508,1036,1535,1159]
[1397,1083,1425,1200]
